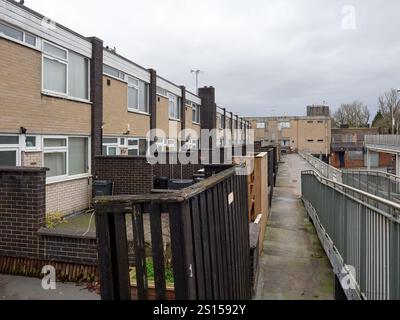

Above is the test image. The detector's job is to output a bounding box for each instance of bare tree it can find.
[333,101,370,127]
[376,89,400,133]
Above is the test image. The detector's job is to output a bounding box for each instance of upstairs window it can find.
[192,103,200,124]
[128,76,149,113]
[42,41,89,100]
[0,21,37,47]
[104,65,125,80]
[168,93,181,120]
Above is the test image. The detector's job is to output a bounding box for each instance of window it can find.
[0,150,17,166]
[103,65,125,80]
[43,137,89,180]
[68,138,88,175]
[256,122,266,129]
[42,41,89,100]
[157,87,168,97]
[307,121,314,124]
[26,136,36,148]
[192,103,200,124]
[168,93,181,120]
[128,76,149,113]
[167,139,177,151]
[278,122,291,130]
[0,21,37,47]
[318,121,324,124]
[0,135,20,166]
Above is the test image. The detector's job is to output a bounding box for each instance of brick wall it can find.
[0,166,99,278]
[153,152,203,180]
[46,177,92,216]
[0,167,46,258]
[22,152,42,167]
[94,156,153,195]
[38,229,97,266]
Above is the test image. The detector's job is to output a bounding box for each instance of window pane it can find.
[108,147,117,155]
[68,137,88,175]
[103,138,118,144]
[139,139,148,156]
[44,152,66,177]
[26,136,36,148]
[43,42,67,60]
[128,139,138,146]
[0,23,23,41]
[0,136,19,145]
[128,86,139,109]
[43,57,67,94]
[0,151,17,166]
[25,33,36,46]
[69,52,88,100]
[139,81,148,112]
[128,149,138,156]
[102,146,107,155]
[44,138,67,147]
[104,65,124,79]
[128,77,139,87]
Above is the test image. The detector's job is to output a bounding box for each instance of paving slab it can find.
[255,153,334,300]
[0,274,100,300]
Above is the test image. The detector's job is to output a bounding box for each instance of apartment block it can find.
[246,107,332,157]
[0,0,251,217]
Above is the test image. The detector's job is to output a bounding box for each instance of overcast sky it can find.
[26,0,400,118]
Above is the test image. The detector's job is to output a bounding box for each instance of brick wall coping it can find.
[37,227,96,240]
[0,166,48,173]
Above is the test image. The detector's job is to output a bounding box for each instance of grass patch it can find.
[130,258,174,287]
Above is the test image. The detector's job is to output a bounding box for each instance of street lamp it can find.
[191,69,203,94]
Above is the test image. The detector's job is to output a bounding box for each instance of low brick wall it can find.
[38,228,98,266]
[0,167,46,258]
[94,156,153,195]
[0,166,98,281]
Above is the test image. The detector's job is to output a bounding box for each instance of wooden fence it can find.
[94,165,252,300]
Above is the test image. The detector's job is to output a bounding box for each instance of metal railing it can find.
[365,135,400,146]
[298,151,342,182]
[302,170,400,300]
[343,170,400,204]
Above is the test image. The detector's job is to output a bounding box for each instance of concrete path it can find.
[0,274,100,300]
[255,153,334,300]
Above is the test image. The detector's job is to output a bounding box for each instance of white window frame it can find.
[43,136,91,184]
[24,135,42,152]
[192,103,200,124]
[166,139,178,152]
[0,20,39,50]
[0,148,20,166]
[103,64,125,81]
[156,87,168,98]
[127,76,149,115]
[103,137,121,156]
[41,40,91,103]
[168,93,181,121]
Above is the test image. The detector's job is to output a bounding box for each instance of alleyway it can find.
[255,153,334,300]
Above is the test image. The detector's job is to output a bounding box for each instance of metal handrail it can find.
[303,170,400,218]
[302,169,400,300]
[298,151,342,182]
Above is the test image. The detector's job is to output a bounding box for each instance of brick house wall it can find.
[94,156,153,195]
[46,178,92,216]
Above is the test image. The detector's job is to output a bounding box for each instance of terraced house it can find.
[0,0,250,217]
